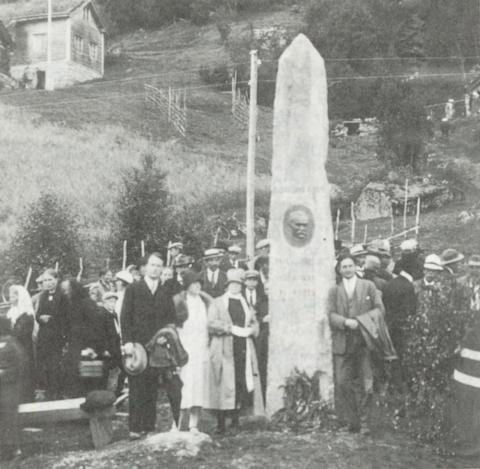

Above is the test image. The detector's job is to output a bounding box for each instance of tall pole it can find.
[246,50,259,268]
[46,0,54,90]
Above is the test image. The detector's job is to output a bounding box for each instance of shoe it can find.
[129,431,142,441]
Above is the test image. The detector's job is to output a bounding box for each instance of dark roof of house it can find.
[0,0,104,30]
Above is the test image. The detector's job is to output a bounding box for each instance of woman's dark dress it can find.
[228,298,252,409]
[12,313,35,402]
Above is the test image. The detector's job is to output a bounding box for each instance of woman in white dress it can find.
[174,270,213,432]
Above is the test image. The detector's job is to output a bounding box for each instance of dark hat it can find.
[214,241,229,252]
[181,270,203,290]
[174,254,194,268]
[122,343,148,376]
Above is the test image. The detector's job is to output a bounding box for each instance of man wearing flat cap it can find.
[201,249,228,298]
[220,245,248,272]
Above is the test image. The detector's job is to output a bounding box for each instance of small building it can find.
[0,0,105,89]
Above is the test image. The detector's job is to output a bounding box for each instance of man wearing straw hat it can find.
[167,242,184,268]
[201,249,228,298]
[220,245,248,272]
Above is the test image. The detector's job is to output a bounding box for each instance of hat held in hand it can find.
[122,343,148,376]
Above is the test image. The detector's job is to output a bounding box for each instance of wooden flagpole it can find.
[335,209,340,240]
[403,179,409,237]
[24,266,32,289]
[122,240,127,270]
[350,202,355,245]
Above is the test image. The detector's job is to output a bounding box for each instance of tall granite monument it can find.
[266,34,336,416]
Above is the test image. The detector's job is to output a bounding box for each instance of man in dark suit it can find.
[201,249,228,298]
[220,245,248,272]
[121,252,180,439]
[328,254,384,433]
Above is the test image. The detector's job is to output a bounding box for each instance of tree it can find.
[8,193,81,278]
[112,153,210,266]
[112,153,171,264]
[374,80,428,169]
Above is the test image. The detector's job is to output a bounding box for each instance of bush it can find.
[7,193,81,279]
[198,64,231,89]
[402,281,474,443]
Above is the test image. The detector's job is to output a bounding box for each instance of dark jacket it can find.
[95,307,122,367]
[121,279,176,346]
[36,287,69,354]
[382,275,416,352]
[0,334,25,385]
[201,269,228,298]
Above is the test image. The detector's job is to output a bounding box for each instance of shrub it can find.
[198,63,231,89]
[402,281,474,443]
[7,193,81,279]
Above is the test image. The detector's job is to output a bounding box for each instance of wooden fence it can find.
[231,71,249,127]
[144,84,187,137]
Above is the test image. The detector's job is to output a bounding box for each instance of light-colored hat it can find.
[102,291,118,302]
[203,248,223,259]
[36,273,45,284]
[228,245,242,254]
[116,270,134,285]
[122,343,148,376]
[400,239,418,252]
[367,239,391,257]
[468,255,480,267]
[244,270,260,280]
[424,254,444,271]
[350,244,368,257]
[255,239,270,250]
[441,248,464,266]
[226,268,245,285]
[448,98,454,103]
[168,242,183,251]
[364,255,381,270]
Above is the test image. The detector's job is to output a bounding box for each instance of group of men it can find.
[330,236,479,433]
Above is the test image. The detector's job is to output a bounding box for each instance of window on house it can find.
[32,33,47,55]
[74,35,83,53]
[89,42,98,61]
[83,7,91,22]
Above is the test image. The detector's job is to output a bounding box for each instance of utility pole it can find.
[246,50,259,268]
[46,0,54,90]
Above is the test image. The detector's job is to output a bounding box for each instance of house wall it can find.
[10,18,67,66]
[11,60,102,88]
[70,3,104,75]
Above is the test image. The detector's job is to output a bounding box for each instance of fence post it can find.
[168,86,172,123]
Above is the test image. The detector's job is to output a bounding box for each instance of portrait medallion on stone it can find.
[283,205,315,247]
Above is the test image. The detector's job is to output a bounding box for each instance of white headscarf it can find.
[7,285,35,326]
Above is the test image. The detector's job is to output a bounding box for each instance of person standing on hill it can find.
[35,269,69,400]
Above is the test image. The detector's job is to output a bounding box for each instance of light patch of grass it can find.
[0,107,269,247]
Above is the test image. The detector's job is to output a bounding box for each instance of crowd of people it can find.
[0,234,479,461]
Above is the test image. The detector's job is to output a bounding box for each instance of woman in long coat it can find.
[206,269,264,433]
[36,269,69,400]
[174,270,212,432]
[7,285,36,402]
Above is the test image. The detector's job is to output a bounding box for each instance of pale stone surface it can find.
[266,34,336,416]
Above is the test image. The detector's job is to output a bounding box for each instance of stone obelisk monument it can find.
[266,34,336,416]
